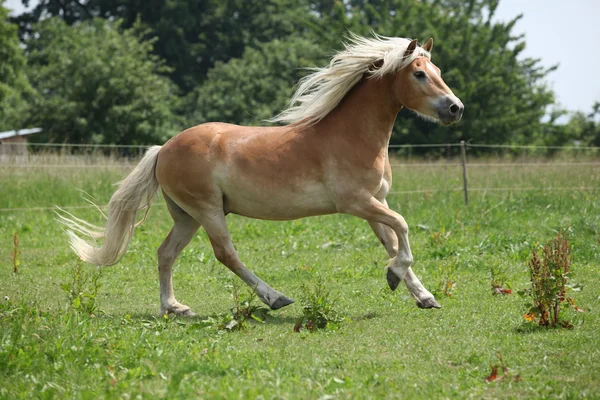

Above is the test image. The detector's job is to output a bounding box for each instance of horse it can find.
[59,33,464,316]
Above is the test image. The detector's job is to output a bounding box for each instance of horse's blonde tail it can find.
[57,146,162,266]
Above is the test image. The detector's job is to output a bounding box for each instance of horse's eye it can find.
[414,70,426,79]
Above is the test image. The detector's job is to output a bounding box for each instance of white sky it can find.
[5,0,600,113]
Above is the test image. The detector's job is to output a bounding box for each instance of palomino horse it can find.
[59,34,463,315]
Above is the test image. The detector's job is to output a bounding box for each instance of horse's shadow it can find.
[104,311,299,326]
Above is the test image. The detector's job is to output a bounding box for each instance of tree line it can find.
[1,0,598,148]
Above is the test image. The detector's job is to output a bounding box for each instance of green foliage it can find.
[203,280,269,332]
[295,278,343,332]
[25,18,179,145]
[0,1,32,131]
[191,37,327,125]
[60,262,102,315]
[14,0,316,94]
[521,232,583,328]
[490,264,512,295]
[432,260,458,298]
[563,102,600,146]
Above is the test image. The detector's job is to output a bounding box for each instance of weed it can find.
[11,232,20,274]
[485,353,521,383]
[432,260,457,298]
[520,232,584,328]
[205,279,269,332]
[294,278,343,332]
[60,262,102,315]
[490,265,512,295]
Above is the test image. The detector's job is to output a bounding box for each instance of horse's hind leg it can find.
[198,211,294,310]
[157,195,200,316]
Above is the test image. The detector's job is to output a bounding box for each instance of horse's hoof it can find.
[416,297,441,309]
[270,295,295,310]
[179,308,196,317]
[386,269,401,291]
[160,304,196,316]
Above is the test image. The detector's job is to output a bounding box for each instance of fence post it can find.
[460,140,468,206]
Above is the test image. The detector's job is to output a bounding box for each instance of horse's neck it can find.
[314,74,401,151]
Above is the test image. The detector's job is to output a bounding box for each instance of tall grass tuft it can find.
[11,232,20,274]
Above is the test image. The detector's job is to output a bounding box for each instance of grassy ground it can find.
[1,155,599,399]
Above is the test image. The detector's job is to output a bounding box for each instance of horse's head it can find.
[393,39,464,125]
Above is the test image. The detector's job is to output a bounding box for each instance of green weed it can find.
[60,261,102,315]
[490,264,512,295]
[294,278,343,332]
[204,279,269,332]
[431,259,458,298]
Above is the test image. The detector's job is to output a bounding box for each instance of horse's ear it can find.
[404,39,418,58]
[369,59,384,72]
[423,38,433,53]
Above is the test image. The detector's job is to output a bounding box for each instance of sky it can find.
[493,0,600,113]
[4,0,600,113]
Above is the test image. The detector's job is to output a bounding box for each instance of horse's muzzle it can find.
[437,96,464,125]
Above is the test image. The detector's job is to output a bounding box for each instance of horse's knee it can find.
[393,215,409,237]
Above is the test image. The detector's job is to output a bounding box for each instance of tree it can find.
[564,102,600,147]
[13,0,316,94]
[190,37,326,126]
[25,18,178,145]
[0,1,32,131]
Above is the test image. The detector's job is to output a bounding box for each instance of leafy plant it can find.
[294,278,343,332]
[60,262,102,315]
[490,265,512,295]
[485,353,521,383]
[205,279,269,332]
[431,260,457,298]
[520,232,584,328]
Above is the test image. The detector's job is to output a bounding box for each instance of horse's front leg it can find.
[367,199,440,308]
[342,196,440,309]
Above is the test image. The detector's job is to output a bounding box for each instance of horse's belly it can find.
[222,181,337,220]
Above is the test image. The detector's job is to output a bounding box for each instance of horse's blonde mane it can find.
[271,33,431,127]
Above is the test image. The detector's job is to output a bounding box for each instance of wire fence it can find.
[1,141,600,214]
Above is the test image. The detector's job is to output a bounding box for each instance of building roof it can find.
[0,128,43,140]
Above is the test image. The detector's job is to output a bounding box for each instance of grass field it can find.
[1,154,599,399]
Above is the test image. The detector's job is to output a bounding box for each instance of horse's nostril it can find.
[449,104,459,115]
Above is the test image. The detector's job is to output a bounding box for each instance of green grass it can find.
[1,157,599,399]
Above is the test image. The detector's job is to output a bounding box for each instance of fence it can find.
[1,141,600,213]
